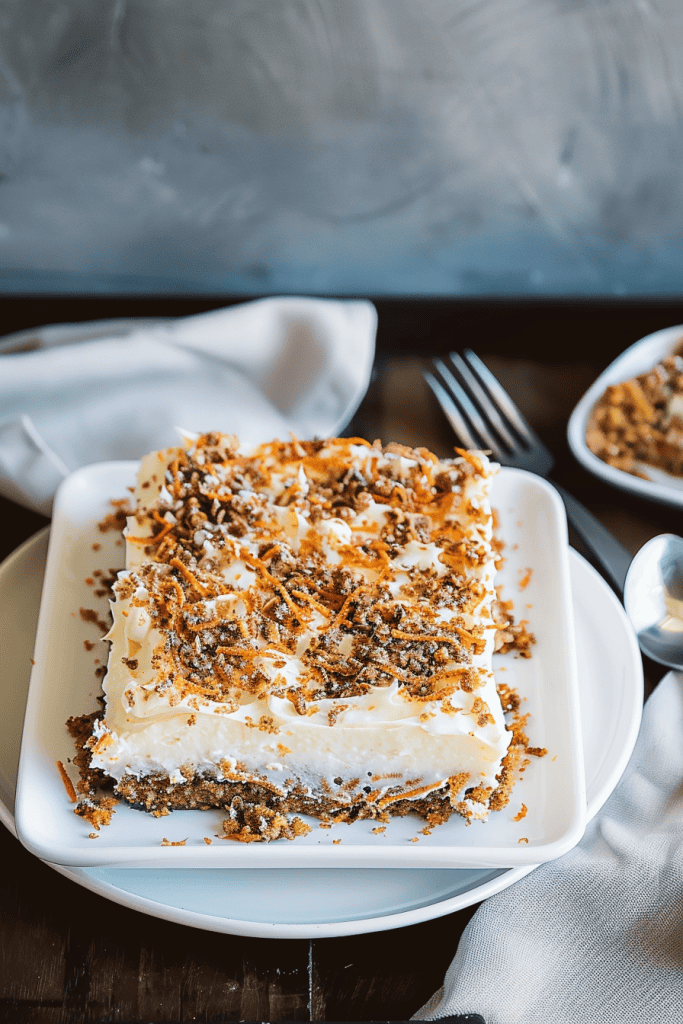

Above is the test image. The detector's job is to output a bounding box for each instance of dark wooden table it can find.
[1,298,679,1022]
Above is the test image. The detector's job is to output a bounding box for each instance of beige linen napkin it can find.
[0,297,377,515]
[414,670,683,1024]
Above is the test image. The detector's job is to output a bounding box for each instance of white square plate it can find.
[16,461,585,869]
[568,323,683,507]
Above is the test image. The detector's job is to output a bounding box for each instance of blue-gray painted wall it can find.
[2,0,683,296]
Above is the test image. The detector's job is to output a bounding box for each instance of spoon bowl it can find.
[623,533,683,670]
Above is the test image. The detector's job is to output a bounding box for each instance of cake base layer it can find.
[70,707,523,839]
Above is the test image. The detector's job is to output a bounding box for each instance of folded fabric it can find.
[0,297,377,515]
[413,671,683,1024]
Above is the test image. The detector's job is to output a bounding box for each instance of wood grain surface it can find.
[0,299,676,1021]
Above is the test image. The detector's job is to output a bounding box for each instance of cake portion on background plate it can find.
[73,433,519,838]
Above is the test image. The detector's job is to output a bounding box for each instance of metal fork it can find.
[424,349,633,597]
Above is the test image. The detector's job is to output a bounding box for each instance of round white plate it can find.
[567,323,683,507]
[2,530,642,938]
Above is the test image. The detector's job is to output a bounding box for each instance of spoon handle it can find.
[553,483,632,598]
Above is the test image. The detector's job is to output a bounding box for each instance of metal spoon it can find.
[623,533,683,670]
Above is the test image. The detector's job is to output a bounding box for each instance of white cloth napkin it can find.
[414,670,683,1024]
[0,297,377,516]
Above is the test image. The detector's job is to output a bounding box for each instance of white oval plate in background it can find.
[1,528,641,937]
[567,323,683,507]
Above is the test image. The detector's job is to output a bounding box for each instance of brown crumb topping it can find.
[586,342,683,478]
[219,797,312,843]
[97,499,133,533]
[74,795,117,830]
[79,607,109,634]
[492,589,536,657]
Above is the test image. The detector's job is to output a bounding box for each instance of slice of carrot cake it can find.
[81,434,513,826]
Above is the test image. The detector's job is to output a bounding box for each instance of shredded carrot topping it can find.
[57,760,77,803]
[170,557,209,597]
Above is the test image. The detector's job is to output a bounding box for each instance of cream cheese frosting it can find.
[89,434,511,822]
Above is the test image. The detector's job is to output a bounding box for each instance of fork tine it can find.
[431,358,505,458]
[422,371,482,451]
[461,349,543,448]
[446,352,518,452]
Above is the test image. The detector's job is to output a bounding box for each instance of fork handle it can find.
[553,483,632,598]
